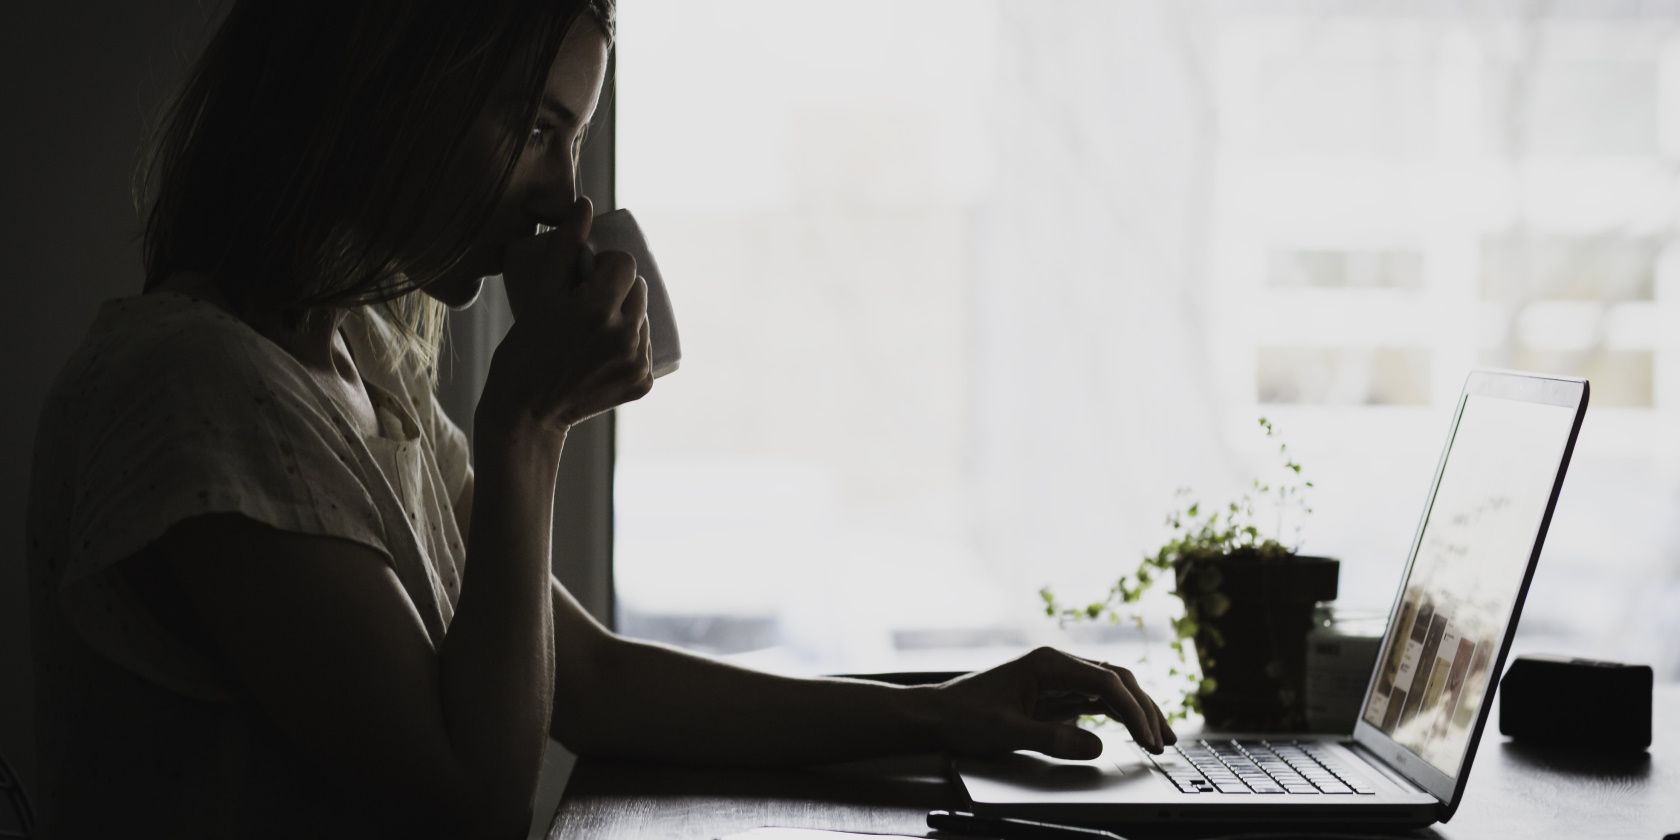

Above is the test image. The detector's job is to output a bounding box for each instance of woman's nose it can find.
[524,157,584,226]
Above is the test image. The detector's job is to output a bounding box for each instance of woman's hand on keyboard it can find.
[930,647,1176,760]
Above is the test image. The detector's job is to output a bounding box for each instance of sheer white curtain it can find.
[611,0,1680,685]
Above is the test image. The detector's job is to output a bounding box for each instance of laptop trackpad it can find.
[957,743,1163,801]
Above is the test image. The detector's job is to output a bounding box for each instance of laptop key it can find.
[1317,782,1353,794]
[1215,784,1250,794]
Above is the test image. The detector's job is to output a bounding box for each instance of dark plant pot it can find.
[1174,550,1339,732]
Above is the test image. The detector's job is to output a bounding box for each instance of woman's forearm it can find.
[558,633,942,765]
[436,420,564,829]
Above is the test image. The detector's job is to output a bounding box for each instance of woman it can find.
[25,1,1172,836]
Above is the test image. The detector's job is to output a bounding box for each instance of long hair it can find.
[136,0,616,378]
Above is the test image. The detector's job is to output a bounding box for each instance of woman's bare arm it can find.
[163,423,563,837]
[445,450,1172,764]
[545,591,938,764]
[544,585,1171,766]
[449,477,938,764]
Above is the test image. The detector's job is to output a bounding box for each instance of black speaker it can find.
[1499,654,1652,751]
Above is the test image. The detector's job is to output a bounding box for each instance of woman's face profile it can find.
[422,17,609,309]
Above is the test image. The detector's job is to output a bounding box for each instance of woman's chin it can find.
[422,274,487,310]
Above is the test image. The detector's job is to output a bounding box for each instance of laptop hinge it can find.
[1347,740,1439,802]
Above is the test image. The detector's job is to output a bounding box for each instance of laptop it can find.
[953,369,1589,828]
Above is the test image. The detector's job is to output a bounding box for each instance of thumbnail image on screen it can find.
[1361,394,1575,778]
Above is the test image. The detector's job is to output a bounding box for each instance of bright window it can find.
[612,1,1680,686]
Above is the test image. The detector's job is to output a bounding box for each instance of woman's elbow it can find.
[549,709,609,757]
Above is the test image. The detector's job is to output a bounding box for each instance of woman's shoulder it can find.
[48,292,324,434]
[78,291,295,374]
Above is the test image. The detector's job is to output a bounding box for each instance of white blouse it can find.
[26,291,473,837]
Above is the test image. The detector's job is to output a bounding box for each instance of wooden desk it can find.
[548,686,1679,840]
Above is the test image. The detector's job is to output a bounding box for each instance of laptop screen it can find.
[1359,392,1578,780]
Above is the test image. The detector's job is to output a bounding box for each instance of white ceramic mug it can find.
[580,208,681,378]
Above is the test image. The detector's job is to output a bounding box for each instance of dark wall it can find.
[1,0,219,793]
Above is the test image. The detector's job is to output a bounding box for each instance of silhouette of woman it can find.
[25,2,1172,836]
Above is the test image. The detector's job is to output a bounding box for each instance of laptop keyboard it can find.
[1148,739,1379,795]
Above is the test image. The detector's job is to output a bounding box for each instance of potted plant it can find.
[1041,418,1338,731]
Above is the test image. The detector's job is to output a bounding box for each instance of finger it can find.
[502,197,592,316]
[1146,691,1176,745]
[1017,720,1103,761]
[611,357,654,403]
[1029,649,1160,753]
[613,319,653,397]
[1070,654,1174,749]
[636,310,652,366]
[620,274,649,325]
[624,314,650,371]
[1112,666,1165,751]
[537,197,596,287]
[587,250,639,311]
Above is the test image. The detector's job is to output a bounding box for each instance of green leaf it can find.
[1203,591,1231,618]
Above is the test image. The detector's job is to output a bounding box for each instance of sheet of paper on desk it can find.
[718,829,925,839]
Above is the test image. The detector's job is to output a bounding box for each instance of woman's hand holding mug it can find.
[479,196,653,436]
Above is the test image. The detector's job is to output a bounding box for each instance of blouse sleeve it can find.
[57,317,391,698]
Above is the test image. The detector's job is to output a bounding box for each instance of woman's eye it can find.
[530,122,556,146]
